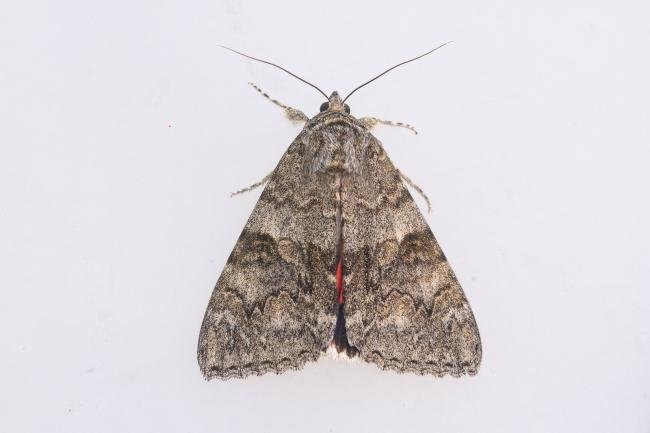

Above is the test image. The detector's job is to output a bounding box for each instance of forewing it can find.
[198,138,338,379]
[343,136,482,377]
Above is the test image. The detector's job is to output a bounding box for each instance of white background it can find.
[1,0,649,432]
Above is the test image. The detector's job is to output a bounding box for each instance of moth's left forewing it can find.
[198,138,339,379]
[343,134,482,377]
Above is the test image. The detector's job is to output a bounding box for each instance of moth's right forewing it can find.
[343,135,482,377]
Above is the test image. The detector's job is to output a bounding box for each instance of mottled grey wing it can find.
[198,139,338,380]
[342,136,482,377]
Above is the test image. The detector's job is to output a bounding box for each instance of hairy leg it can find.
[360,117,418,135]
[249,82,309,124]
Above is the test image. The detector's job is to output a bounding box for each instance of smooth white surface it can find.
[1,1,649,432]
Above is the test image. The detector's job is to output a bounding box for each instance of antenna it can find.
[342,42,452,103]
[219,45,329,100]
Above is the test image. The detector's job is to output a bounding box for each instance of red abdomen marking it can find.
[336,241,344,305]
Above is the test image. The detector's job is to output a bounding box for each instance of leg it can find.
[398,170,431,213]
[249,82,309,124]
[230,172,273,197]
[360,117,418,135]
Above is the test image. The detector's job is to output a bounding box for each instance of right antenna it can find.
[342,41,453,104]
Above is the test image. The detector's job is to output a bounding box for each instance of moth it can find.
[198,44,481,380]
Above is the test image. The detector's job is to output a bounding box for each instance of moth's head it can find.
[320,91,350,114]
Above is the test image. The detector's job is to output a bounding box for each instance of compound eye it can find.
[320,102,329,112]
[344,104,350,114]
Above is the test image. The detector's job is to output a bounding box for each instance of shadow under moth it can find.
[198,44,482,380]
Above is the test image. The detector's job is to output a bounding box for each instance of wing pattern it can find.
[342,135,482,376]
[198,137,338,379]
[198,111,481,379]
